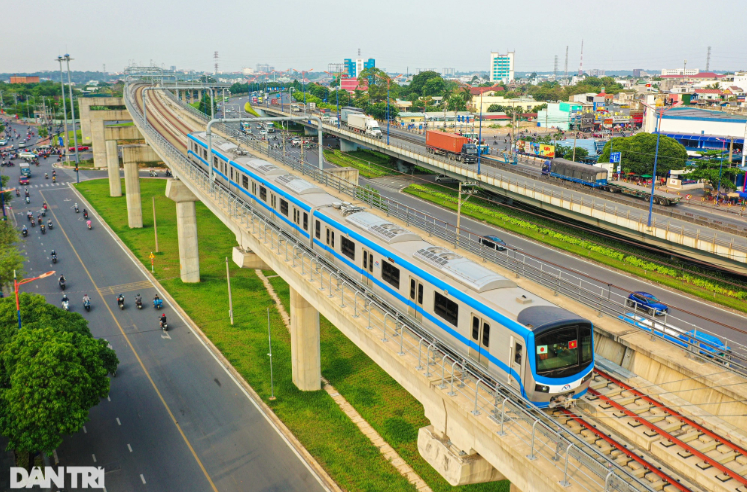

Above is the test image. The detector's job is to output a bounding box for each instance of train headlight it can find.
[534,384,550,393]
[582,372,593,383]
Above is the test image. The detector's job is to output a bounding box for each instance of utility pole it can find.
[64,54,81,184]
[554,55,558,80]
[226,257,233,325]
[56,56,69,163]
[706,46,711,72]
[564,46,569,82]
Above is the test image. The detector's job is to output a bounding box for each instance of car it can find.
[435,174,459,184]
[479,235,507,251]
[259,130,267,135]
[0,140,7,146]
[19,176,29,185]
[68,146,90,151]
[626,291,668,316]
[17,142,26,148]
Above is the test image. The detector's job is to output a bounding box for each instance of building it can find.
[10,76,40,84]
[344,57,375,78]
[661,68,700,76]
[536,102,583,130]
[633,69,643,78]
[692,88,723,102]
[469,95,536,114]
[469,86,504,97]
[489,52,514,83]
[340,77,368,94]
[256,63,274,74]
[442,68,455,76]
[643,106,745,156]
[242,67,254,76]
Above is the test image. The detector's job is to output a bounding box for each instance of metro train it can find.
[186,131,594,407]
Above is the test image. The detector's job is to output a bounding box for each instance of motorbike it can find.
[47,220,53,230]
[164,169,172,177]
[59,278,66,290]
[84,299,91,312]
[41,209,46,217]
[153,298,163,310]
[25,196,30,204]
[83,210,88,219]
[61,298,70,311]
[15,190,19,197]
[117,296,125,310]
[87,220,92,230]
[159,318,168,331]
[136,298,143,310]
[75,205,79,213]
[51,253,57,264]
[149,170,158,177]
[53,176,56,183]
[40,224,45,234]
[30,218,35,227]
[45,173,49,179]
[21,228,28,237]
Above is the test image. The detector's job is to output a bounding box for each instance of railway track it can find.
[140,88,747,492]
[555,369,747,492]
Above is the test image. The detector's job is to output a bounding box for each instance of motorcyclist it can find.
[83,294,91,306]
[21,225,27,236]
[74,202,79,213]
[59,274,66,285]
[27,211,32,220]
[159,313,167,328]
[47,219,53,228]
[61,294,70,307]
[50,249,57,260]
[135,293,142,306]
[117,294,124,306]
[83,209,88,219]
[86,219,92,229]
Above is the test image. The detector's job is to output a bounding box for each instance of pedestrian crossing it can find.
[24,182,66,188]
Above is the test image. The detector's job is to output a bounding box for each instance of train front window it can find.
[535,324,592,378]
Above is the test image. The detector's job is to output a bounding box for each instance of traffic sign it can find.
[610,152,621,163]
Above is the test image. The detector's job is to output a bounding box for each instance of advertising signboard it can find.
[516,140,555,158]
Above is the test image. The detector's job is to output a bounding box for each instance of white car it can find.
[259,130,267,135]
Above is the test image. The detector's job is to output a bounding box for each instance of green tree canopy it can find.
[554,144,589,162]
[682,152,744,192]
[0,294,118,464]
[598,133,687,177]
[406,71,444,97]
[0,220,24,291]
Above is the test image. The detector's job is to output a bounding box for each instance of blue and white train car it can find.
[187,132,595,407]
[542,158,608,188]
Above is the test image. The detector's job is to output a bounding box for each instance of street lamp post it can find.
[641,101,680,227]
[477,91,484,175]
[14,270,55,329]
[56,57,70,165]
[63,54,80,184]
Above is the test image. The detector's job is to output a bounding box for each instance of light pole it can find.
[715,137,727,198]
[14,270,55,329]
[641,101,681,227]
[56,57,69,164]
[477,91,484,175]
[63,54,80,184]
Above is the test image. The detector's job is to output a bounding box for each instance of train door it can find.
[469,315,491,369]
[408,277,424,321]
[508,336,524,392]
[361,249,374,288]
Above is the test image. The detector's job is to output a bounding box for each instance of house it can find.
[469,85,504,97]
[692,89,723,102]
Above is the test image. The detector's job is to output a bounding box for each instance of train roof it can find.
[413,246,516,293]
[274,174,325,195]
[346,212,422,244]
[517,305,591,334]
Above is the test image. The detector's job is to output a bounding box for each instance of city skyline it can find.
[3,0,745,74]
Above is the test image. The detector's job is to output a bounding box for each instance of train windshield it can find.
[535,324,593,378]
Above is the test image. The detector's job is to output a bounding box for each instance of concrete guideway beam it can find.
[232,245,270,270]
[106,140,122,197]
[166,179,201,283]
[290,287,321,391]
[121,148,143,229]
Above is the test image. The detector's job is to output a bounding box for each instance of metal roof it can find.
[516,305,590,333]
[275,175,324,195]
[238,158,285,176]
[345,212,421,244]
[414,246,516,293]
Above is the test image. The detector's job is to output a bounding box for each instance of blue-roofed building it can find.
[343,57,376,78]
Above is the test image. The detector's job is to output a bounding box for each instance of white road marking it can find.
[83,426,87,434]
[127,444,133,453]
[140,474,146,484]
[116,417,121,425]
[107,395,111,401]
[92,454,96,463]
[161,330,171,340]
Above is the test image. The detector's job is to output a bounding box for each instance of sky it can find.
[5,0,746,75]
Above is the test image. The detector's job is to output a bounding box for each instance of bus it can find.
[20,164,31,177]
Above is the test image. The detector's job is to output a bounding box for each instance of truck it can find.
[309,102,316,110]
[347,113,383,139]
[340,107,362,124]
[20,164,31,177]
[425,131,478,163]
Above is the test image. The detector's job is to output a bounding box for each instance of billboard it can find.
[516,140,555,158]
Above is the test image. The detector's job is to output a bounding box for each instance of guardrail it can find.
[260,103,747,256]
[156,86,747,378]
[126,82,657,492]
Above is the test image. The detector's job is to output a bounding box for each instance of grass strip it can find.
[324,150,397,179]
[404,182,747,313]
[77,178,508,491]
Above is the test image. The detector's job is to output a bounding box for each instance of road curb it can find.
[67,180,342,492]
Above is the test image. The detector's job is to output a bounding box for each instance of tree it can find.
[554,144,589,162]
[598,133,688,177]
[682,152,744,192]
[422,77,446,96]
[487,104,504,112]
[407,71,443,97]
[0,294,118,467]
[0,221,24,291]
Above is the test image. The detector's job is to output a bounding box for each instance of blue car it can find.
[479,235,507,251]
[626,291,668,316]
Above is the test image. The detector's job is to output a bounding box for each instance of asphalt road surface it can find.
[4,119,327,492]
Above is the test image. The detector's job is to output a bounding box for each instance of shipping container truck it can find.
[425,131,478,163]
[347,113,383,138]
[340,107,362,124]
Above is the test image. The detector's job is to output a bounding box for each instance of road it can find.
[3,119,327,492]
[213,104,747,351]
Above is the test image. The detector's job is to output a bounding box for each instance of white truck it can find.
[347,113,382,139]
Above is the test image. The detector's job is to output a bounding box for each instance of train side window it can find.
[213,156,218,167]
[326,228,330,245]
[434,293,458,327]
[315,220,321,239]
[242,175,249,189]
[230,168,233,181]
[252,182,257,195]
[280,199,288,216]
[331,231,335,248]
[303,213,308,231]
[409,279,416,300]
[417,283,424,304]
[368,253,374,272]
[472,316,480,341]
[259,186,267,201]
[514,343,522,364]
[482,323,490,348]
[341,237,355,260]
[271,194,276,208]
[363,251,368,270]
[381,261,400,289]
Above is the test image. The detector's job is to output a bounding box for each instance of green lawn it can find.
[405,182,747,313]
[324,149,399,179]
[76,178,508,492]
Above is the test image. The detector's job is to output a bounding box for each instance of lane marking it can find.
[92,454,96,463]
[83,426,87,434]
[41,190,220,492]
[127,444,133,453]
[116,418,121,426]
[140,474,146,484]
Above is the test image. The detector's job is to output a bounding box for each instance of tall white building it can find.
[661,68,699,76]
[489,52,514,83]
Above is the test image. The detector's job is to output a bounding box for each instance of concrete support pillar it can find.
[395,159,415,174]
[340,138,359,152]
[290,287,321,391]
[166,179,200,283]
[123,160,142,228]
[91,119,107,169]
[509,484,523,492]
[232,246,269,270]
[105,140,121,197]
